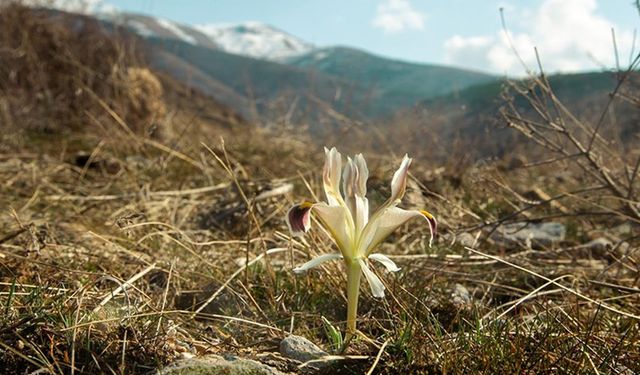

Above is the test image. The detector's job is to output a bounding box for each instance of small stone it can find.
[279,335,328,363]
[611,222,633,236]
[451,284,472,307]
[615,365,635,375]
[616,241,631,256]
[456,233,476,247]
[158,355,284,375]
[492,222,566,249]
[584,237,612,252]
[179,352,195,360]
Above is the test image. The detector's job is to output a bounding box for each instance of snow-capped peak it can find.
[33,1,315,62]
[195,22,314,61]
[156,18,197,45]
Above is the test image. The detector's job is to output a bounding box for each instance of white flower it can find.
[286,147,436,337]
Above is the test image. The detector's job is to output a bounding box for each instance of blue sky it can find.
[98,1,638,75]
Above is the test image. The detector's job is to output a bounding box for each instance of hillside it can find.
[96,13,498,122]
[386,71,639,161]
[423,71,619,113]
[100,12,219,49]
[142,39,499,122]
[144,37,367,124]
[195,22,314,61]
[2,4,640,374]
[288,47,497,111]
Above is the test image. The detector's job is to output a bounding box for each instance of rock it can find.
[158,355,284,375]
[589,238,631,260]
[174,282,239,316]
[584,237,613,252]
[456,233,476,247]
[179,352,196,360]
[492,222,566,249]
[279,335,328,363]
[616,241,631,256]
[611,222,633,236]
[615,365,635,375]
[451,284,472,307]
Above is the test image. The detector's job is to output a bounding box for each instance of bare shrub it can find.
[0,3,165,143]
[500,62,640,222]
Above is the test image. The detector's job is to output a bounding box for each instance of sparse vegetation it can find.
[0,3,639,374]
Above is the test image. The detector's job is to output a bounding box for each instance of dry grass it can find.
[1,128,639,374]
[0,3,639,375]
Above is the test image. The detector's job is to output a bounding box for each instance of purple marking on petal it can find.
[420,211,437,234]
[420,210,437,245]
[286,203,313,236]
[427,216,437,235]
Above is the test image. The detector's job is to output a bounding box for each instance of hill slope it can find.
[98,13,499,121]
[287,47,497,111]
[195,22,314,61]
[391,71,638,161]
[144,37,366,123]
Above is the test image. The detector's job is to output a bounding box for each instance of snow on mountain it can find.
[156,18,197,45]
[34,1,315,62]
[195,22,314,61]
[126,19,155,38]
[23,0,104,14]
[97,12,219,50]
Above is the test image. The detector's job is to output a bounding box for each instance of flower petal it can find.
[323,147,343,206]
[312,202,354,257]
[355,155,413,255]
[359,259,385,298]
[342,156,358,219]
[420,210,437,246]
[342,156,356,200]
[354,196,369,233]
[343,154,369,198]
[293,253,343,273]
[390,155,412,204]
[359,207,437,256]
[368,253,401,272]
[286,202,314,237]
[354,154,368,197]
[342,155,370,233]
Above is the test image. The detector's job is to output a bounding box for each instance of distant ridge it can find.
[195,22,314,61]
[288,46,497,114]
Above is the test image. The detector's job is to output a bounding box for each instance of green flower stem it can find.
[345,258,362,342]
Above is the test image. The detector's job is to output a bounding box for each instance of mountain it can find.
[143,37,364,123]
[94,12,499,122]
[195,22,314,61]
[100,12,219,49]
[29,5,637,160]
[100,13,313,62]
[144,37,503,122]
[16,6,638,165]
[287,47,497,112]
[393,71,638,161]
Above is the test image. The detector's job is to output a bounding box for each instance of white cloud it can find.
[372,0,426,34]
[444,0,635,75]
